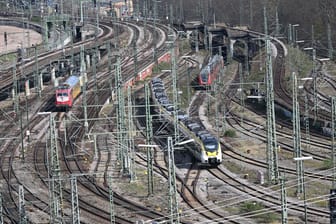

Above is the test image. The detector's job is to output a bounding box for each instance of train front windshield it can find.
[57,93,68,97]
[200,67,210,82]
[204,139,218,152]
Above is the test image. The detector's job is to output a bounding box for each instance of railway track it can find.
[3,13,334,223]
[135,93,244,223]
[271,34,336,127]
[0,20,115,91]
[52,20,176,223]
[0,114,52,222]
[0,18,176,222]
[184,29,330,222]
[187,88,329,223]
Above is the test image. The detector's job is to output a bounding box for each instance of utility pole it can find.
[80,45,88,135]
[304,95,310,151]
[107,42,114,99]
[165,2,169,23]
[186,63,191,104]
[215,78,220,137]
[204,25,208,51]
[133,41,138,79]
[239,63,244,125]
[292,73,303,195]
[216,46,223,136]
[153,0,158,66]
[179,0,183,24]
[227,38,232,64]
[330,189,336,224]
[109,174,116,224]
[311,25,315,47]
[93,53,99,109]
[0,192,3,224]
[143,1,148,39]
[219,54,227,134]
[135,0,140,18]
[275,8,280,37]
[127,86,136,182]
[71,176,80,224]
[244,40,249,76]
[310,26,318,125]
[288,24,292,45]
[167,137,179,223]
[44,19,49,49]
[332,97,336,188]
[171,42,179,142]
[328,23,333,60]
[95,4,99,35]
[206,85,210,117]
[195,28,199,52]
[249,0,253,28]
[281,177,288,224]
[313,50,317,125]
[115,56,129,175]
[93,134,98,159]
[49,114,63,223]
[197,0,201,21]
[239,0,243,26]
[19,185,27,224]
[33,47,41,98]
[12,64,19,115]
[264,7,279,183]
[145,83,154,195]
[19,107,24,162]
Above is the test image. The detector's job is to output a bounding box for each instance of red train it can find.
[198,55,223,86]
[55,76,81,107]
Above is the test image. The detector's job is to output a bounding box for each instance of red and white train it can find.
[55,75,81,107]
[54,51,172,108]
[198,54,223,86]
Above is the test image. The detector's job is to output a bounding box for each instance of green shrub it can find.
[240,201,278,223]
[224,129,236,137]
[321,158,333,170]
[240,201,264,213]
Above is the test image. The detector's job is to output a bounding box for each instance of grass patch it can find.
[284,46,314,93]
[153,61,170,74]
[178,85,194,109]
[178,39,192,55]
[321,158,333,170]
[225,160,245,174]
[224,129,236,137]
[123,181,148,196]
[240,201,279,223]
[31,16,42,23]
[0,53,17,64]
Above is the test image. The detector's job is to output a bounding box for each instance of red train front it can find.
[56,87,73,107]
[198,66,212,86]
[198,55,223,86]
[55,76,81,107]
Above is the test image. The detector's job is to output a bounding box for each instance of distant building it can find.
[101,0,133,18]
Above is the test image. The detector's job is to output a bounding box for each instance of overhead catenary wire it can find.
[142,166,335,223]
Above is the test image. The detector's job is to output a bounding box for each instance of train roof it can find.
[59,76,80,89]
[200,54,222,74]
[209,54,222,65]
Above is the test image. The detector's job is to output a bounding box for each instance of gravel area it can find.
[0,25,42,53]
